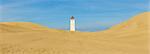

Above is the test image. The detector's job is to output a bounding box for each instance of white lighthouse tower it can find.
[70,16,75,31]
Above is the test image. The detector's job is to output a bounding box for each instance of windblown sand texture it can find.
[0,12,149,54]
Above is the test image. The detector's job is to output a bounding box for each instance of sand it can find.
[0,12,149,54]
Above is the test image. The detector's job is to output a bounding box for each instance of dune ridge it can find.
[110,12,149,31]
[0,12,149,54]
[0,22,65,33]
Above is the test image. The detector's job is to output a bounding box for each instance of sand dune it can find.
[0,12,149,54]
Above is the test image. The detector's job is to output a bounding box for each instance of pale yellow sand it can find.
[0,12,149,54]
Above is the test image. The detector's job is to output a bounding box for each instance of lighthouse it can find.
[70,16,75,31]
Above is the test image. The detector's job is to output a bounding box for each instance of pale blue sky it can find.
[0,0,149,31]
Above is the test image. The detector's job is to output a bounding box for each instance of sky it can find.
[0,0,149,32]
